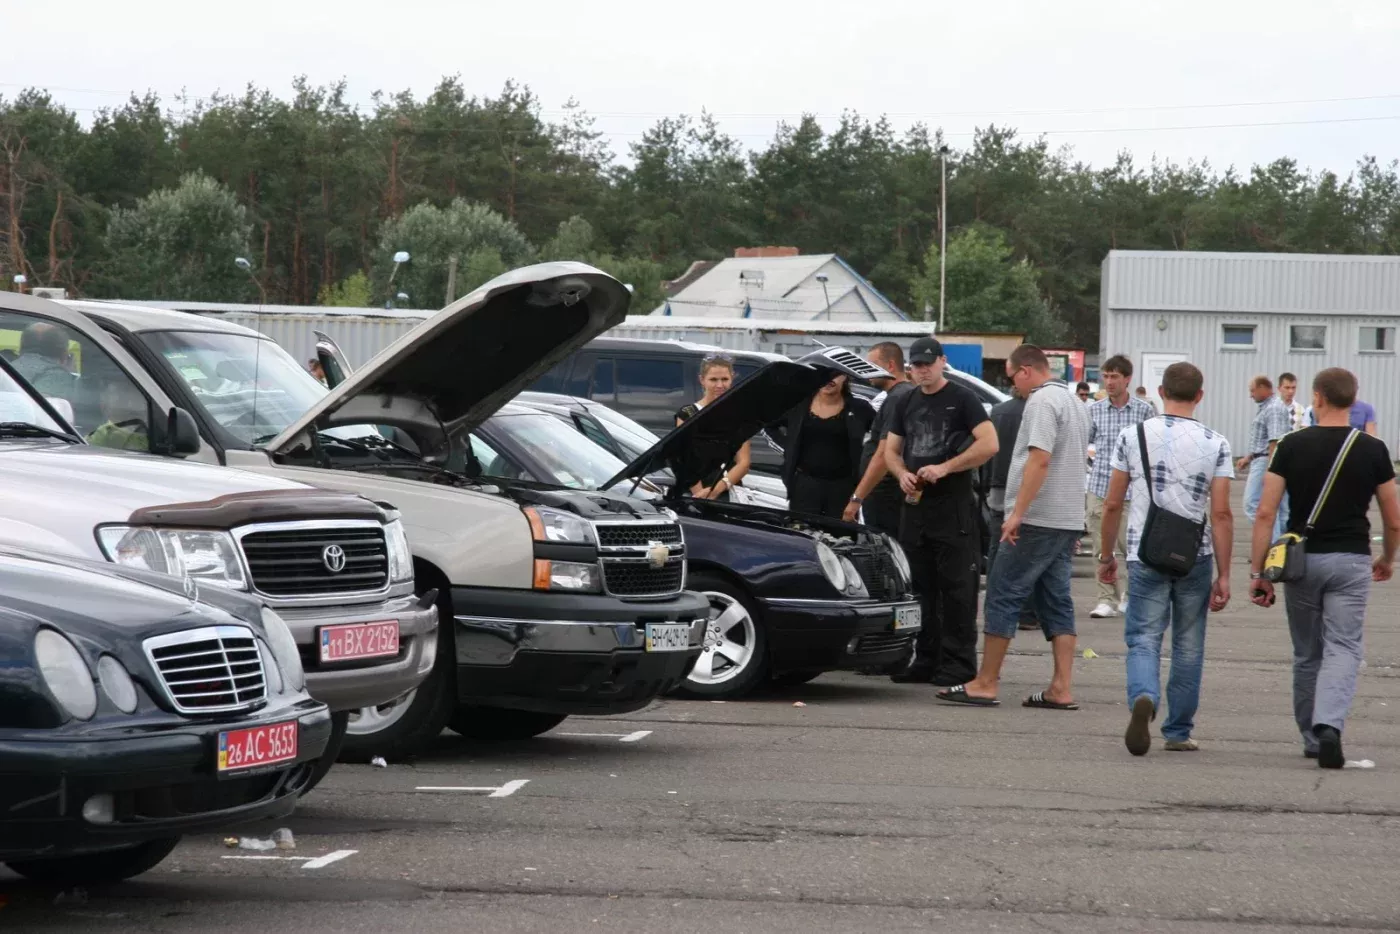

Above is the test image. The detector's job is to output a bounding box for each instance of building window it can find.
[1359,326,1396,353]
[1221,324,1256,349]
[1289,325,1327,352]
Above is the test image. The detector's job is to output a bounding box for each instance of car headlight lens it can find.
[523,506,595,545]
[384,518,413,583]
[260,607,305,693]
[96,655,138,713]
[815,542,847,592]
[258,639,285,695]
[839,556,869,598]
[533,559,602,593]
[35,629,97,720]
[884,535,912,587]
[96,526,246,590]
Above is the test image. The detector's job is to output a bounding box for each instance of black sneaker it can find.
[1125,695,1155,757]
[1303,748,1319,760]
[1313,725,1344,769]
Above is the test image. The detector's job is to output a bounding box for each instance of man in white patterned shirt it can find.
[1085,354,1156,619]
[1097,362,1234,756]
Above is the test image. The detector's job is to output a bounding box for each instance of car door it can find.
[313,330,351,388]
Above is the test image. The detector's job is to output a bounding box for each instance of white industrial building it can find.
[1100,250,1400,455]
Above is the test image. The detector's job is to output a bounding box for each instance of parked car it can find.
[0,546,331,885]
[461,349,922,698]
[56,264,708,756]
[0,335,435,789]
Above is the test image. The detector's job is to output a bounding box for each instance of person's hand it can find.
[842,500,862,523]
[1249,578,1275,607]
[1374,558,1393,582]
[917,463,950,484]
[898,471,920,495]
[1235,455,1250,473]
[1210,575,1231,611]
[1097,556,1117,585]
[1000,513,1022,546]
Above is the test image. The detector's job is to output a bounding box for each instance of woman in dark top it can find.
[674,355,751,501]
[778,372,875,518]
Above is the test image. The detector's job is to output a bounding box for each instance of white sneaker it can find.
[1118,598,1130,614]
[1090,602,1118,618]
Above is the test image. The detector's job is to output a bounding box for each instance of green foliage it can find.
[317,270,373,307]
[374,199,534,307]
[103,172,253,300]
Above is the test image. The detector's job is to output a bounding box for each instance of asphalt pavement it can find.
[6,532,1400,933]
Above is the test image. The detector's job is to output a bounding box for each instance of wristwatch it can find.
[849,495,864,505]
[1249,571,1264,580]
[1096,553,1114,564]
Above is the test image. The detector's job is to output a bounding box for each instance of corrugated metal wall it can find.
[197,311,426,368]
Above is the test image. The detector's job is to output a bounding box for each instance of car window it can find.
[573,413,617,454]
[592,358,615,400]
[0,311,152,452]
[615,358,685,419]
[486,411,629,490]
[734,362,761,386]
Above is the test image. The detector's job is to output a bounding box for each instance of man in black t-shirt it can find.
[1250,367,1400,769]
[885,337,999,685]
[844,341,915,535]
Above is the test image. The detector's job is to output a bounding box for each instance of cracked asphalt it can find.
[5,540,1400,932]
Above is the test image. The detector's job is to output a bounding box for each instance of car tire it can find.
[5,837,181,885]
[301,711,348,794]
[339,590,456,763]
[771,669,822,687]
[675,572,769,700]
[448,707,568,741]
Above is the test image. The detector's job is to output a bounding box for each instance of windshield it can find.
[485,411,629,490]
[585,402,660,459]
[0,361,69,435]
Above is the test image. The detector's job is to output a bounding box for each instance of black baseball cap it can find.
[908,336,945,364]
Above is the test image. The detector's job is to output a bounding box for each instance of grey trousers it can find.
[1283,552,1372,749]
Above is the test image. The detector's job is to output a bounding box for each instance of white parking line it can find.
[414,779,530,797]
[556,730,652,743]
[221,850,358,870]
[619,730,652,743]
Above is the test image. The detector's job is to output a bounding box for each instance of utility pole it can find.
[938,145,949,333]
[445,255,458,306]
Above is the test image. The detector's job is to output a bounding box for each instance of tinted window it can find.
[592,358,615,399]
[573,413,616,454]
[615,358,685,418]
[532,359,570,394]
[734,363,761,386]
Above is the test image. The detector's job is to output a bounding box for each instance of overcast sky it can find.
[9,0,1399,176]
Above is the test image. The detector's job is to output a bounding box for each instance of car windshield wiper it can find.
[0,421,80,442]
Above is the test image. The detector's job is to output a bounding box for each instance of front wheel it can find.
[301,711,348,794]
[674,573,769,700]
[448,707,567,741]
[5,837,180,885]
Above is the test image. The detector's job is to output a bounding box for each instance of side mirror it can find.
[154,406,201,456]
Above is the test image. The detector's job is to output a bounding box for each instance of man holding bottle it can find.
[884,337,1000,686]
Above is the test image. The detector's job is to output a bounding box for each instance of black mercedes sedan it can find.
[0,548,332,885]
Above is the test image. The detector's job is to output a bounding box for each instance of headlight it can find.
[884,535,912,586]
[96,526,246,590]
[523,506,595,545]
[35,629,97,720]
[384,518,413,583]
[96,655,138,713]
[258,640,285,695]
[260,607,305,692]
[815,542,847,592]
[839,556,869,598]
[533,559,602,593]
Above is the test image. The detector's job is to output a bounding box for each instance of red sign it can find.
[319,620,400,663]
[218,721,299,773]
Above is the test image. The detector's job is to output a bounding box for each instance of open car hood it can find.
[267,262,631,456]
[603,347,890,494]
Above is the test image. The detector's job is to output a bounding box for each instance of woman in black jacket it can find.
[778,371,875,518]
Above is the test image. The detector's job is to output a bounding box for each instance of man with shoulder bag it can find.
[1249,367,1400,769]
[1098,363,1234,756]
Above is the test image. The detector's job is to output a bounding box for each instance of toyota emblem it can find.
[322,544,347,573]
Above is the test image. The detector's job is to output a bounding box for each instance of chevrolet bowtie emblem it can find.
[646,541,670,569]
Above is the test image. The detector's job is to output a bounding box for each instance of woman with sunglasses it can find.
[675,355,752,501]
[776,370,875,518]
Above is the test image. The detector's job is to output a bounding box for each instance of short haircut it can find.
[1278,372,1297,385]
[1075,381,1091,393]
[1312,367,1358,409]
[1251,374,1273,391]
[1007,343,1049,371]
[1135,385,1147,394]
[870,341,904,372]
[1101,354,1133,378]
[19,321,70,360]
[1161,362,1203,402]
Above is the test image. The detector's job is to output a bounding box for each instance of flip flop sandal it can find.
[936,684,1000,707]
[1023,691,1079,711]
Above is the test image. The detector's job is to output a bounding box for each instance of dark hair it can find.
[1251,374,1273,391]
[1101,354,1133,378]
[1075,381,1091,393]
[1135,386,1147,395]
[1008,344,1049,371]
[1161,362,1203,402]
[1278,372,1297,385]
[19,321,70,360]
[870,341,905,372]
[1312,367,1357,409]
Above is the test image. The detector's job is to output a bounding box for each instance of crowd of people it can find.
[676,340,1400,769]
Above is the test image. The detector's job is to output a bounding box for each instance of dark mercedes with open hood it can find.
[0,547,331,885]
[466,348,924,698]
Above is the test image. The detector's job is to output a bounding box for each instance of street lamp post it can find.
[234,257,267,305]
[387,251,410,309]
[938,145,949,332]
[816,273,831,320]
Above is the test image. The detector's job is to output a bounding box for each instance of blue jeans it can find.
[1125,555,1213,742]
[983,524,1080,640]
[1243,458,1286,540]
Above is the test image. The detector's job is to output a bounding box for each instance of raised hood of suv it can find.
[267,262,631,456]
[603,347,890,495]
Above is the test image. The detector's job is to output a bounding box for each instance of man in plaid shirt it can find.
[1085,355,1156,618]
[1237,374,1291,541]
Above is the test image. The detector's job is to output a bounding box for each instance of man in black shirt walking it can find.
[844,341,914,535]
[885,337,999,685]
[1250,367,1400,768]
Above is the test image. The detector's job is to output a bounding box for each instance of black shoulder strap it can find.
[1137,422,1157,508]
